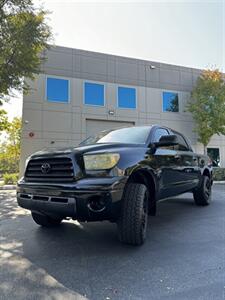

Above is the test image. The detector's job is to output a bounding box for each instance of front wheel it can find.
[193,175,212,206]
[31,212,62,227]
[117,183,149,246]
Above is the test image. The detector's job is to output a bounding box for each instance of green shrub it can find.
[213,168,225,181]
[3,173,19,185]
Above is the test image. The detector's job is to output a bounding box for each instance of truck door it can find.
[171,131,200,192]
[149,128,185,199]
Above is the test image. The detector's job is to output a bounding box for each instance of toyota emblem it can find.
[41,163,51,174]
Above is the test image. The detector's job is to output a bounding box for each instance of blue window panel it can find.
[163,92,179,112]
[84,82,104,106]
[46,77,69,103]
[118,87,136,109]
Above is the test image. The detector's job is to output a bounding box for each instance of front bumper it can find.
[17,176,127,221]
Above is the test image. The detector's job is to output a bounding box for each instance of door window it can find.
[153,128,169,143]
[172,131,189,151]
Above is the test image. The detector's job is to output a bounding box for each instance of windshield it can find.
[79,126,151,146]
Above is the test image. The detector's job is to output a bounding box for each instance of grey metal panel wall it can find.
[41,46,201,92]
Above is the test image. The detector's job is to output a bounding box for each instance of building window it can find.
[207,148,220,167]
[84,82,104,106]
[163,92,179,112]
[46,77,69,103]
[118,87,136,109]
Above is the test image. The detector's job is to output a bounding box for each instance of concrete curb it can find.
[0,185,17,190]
[213,181,225,185]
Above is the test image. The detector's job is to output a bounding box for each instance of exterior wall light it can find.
[108,110,115,115]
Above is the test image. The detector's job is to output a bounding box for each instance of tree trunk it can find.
[203,145,207,155]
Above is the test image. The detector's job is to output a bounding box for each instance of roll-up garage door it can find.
[86,119,135,137]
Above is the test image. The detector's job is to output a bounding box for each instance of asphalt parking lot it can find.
[0,185,224,300]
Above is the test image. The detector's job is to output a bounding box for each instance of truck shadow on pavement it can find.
[0,191,29,221]
[0,189,223,300]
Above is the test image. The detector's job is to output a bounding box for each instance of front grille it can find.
[25,157,74,183]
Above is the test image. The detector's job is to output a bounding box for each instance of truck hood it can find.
[30,143,143,159]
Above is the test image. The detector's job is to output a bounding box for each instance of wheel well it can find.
[203,169,210,178]
[127,170,156,206]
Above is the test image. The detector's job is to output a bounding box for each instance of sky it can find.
[3,0,225,119]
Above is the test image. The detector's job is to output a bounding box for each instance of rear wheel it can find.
[31,212,62,227]
[193,175,212,206]
[117,183,149,246]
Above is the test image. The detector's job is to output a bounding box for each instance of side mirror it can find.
[147,135,178,154]
[155,135,179,148]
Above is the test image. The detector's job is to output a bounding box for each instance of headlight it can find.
[83,153,120,170]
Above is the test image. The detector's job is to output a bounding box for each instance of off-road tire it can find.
[117,183,149,246]
[31,212,62,227]
[193,175,212,206]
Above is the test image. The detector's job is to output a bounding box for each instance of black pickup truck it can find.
[17,125,213,245]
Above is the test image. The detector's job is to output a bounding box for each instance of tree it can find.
[167,94,179,112]
[0,117,22,173]
[187,69,225,154]
[0,109,8,130]
[0,0,52,101]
